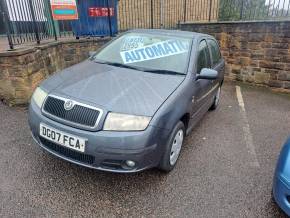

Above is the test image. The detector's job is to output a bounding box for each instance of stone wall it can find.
[180,20,290,91]
[0,38,109,106]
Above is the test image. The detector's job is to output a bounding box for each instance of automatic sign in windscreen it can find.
[93,33,192,74]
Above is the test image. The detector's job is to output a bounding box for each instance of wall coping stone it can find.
[0,37,111,57]
[181,19,290,26]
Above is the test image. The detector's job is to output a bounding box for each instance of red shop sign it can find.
[88,7,114,17]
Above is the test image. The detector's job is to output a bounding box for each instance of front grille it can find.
[40,137,95,165]
[43,96,100,128]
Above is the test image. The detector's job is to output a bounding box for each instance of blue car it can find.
[273,137,290,215]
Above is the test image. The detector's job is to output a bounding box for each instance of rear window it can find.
[93,32,192,74]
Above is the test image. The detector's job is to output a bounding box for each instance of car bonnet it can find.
[41,60,185,117]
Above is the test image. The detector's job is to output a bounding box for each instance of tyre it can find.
[209,86,221,111]
[158,121,185,172]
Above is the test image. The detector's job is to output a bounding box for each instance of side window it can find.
[197,40,211,74]
[208,39,221,66]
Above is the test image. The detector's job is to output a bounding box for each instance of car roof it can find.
[127,29,213,39]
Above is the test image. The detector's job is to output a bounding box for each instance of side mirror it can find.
[89,51,95,57]
[196,68,218,80]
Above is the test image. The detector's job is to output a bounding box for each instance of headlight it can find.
[103,112,151,131]
[31,87,48,108]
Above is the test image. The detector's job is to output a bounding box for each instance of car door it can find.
[189,39,213,126]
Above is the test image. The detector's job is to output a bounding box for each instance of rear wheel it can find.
[158,121,185,172]
[209,86,221,111]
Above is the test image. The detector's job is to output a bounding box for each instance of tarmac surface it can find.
[0,82,290,217]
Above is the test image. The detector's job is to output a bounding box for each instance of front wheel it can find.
[209,86,221,111]
[158,121,185,172]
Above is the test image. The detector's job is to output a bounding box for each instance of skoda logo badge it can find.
[64,100,74,111]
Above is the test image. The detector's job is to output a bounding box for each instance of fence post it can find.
[47,0,57,41]
[183,0,187,22]
[151,0,154,29]
[106,0,113,36]
[208,0,213,22]
[0,0,13,49]
[27,0,40,44]
[160,0,164,28]
[177,20,181,29]
[240,0,244,20]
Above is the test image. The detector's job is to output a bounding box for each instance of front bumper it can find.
[28,101,170,173]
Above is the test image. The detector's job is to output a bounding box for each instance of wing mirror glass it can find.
[196,68,218,80]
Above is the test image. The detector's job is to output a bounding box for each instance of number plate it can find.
[40,123,86,153]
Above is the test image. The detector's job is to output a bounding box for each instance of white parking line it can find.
[236,86,260,168]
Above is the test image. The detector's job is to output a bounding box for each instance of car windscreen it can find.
[92,32,192,74]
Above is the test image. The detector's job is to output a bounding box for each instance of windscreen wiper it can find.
[92,60,184,75]
[144,69,185,76]
[93,60,143,71]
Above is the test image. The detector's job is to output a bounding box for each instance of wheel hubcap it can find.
[170,129,184,166]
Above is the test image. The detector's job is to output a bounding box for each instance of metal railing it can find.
[219,0,290,21]
[118,0,290,32]
[118,0,219,31]
[0,0,73,49]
